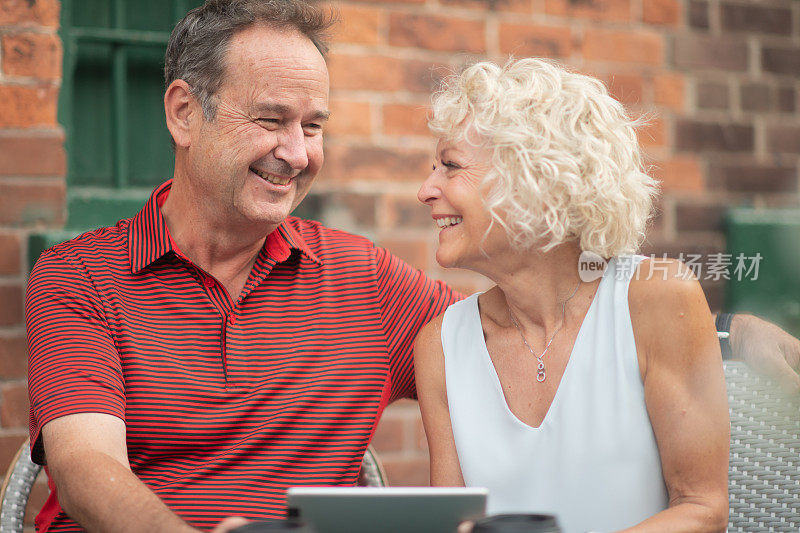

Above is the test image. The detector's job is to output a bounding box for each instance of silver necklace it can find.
[508,280,582,383]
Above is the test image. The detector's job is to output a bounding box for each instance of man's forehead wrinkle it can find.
[252,102,330,121]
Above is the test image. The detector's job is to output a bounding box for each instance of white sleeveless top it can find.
[442,256,668,533]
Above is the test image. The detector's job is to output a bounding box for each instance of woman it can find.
[414,59,729,533]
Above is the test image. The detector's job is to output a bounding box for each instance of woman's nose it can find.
[417,169,441,205]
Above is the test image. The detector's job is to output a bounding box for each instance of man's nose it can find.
[274,125,309,171]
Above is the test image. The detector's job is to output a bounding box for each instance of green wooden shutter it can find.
[58,0,204,228]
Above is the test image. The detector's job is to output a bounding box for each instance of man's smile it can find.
[250,166,293,186]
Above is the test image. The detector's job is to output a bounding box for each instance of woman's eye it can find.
[443,161,461,169]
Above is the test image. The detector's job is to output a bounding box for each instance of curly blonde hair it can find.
[428,58,659,257]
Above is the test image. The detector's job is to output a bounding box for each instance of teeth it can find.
[436,216,463,228]
[252,168,291,185]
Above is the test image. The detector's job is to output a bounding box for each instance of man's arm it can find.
[44,414,250,533]
[43,413,197,532]
[716,312,800,393]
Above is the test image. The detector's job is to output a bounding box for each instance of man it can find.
[25,1,800,532]
[26,1,456,531]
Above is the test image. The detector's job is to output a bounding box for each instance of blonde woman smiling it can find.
[414,59,729,533]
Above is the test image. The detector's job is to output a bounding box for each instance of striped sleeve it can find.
[26,249,126,465]
[372,246,458,401]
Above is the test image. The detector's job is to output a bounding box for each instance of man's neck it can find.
[160,180,274,301]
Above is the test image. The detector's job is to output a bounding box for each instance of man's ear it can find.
[165,79,196,148]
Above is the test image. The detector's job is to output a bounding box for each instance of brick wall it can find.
[0,0,64,527]
[0,0,798,523]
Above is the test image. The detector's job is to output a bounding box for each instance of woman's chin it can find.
[435,249,463,270]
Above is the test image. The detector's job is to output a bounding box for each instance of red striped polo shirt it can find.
[26,180,458,531]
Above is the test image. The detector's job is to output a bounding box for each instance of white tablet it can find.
[286,486,488,533]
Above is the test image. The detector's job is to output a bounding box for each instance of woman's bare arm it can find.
[622,259,730,533]
[414,314,466,486]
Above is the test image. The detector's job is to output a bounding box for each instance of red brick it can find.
[381,456,430,486]
[639,117,667,148]
[311,191,379,227]
[674,36,748,71]
[642,0,680,26]
[0,335,28,379]
[675,201,724,232]
[582,29,663,65]
[322,145,432,183]
[389,13,485,53]
[0,233,21,276]
[707,163,797,193]
[762,47,800,76]
[328,53,446,93]
[0,181,66,226]
[675,120,753,152]
[0,285,23,327]
[740,83,773,113]
[0,133,65,176]
[0,84,58,128]
[0,383,28,428]
[0,434,28,476]
[606,73,644,106]
[378,238,429,271]
[688,0,709,29]
[778,86,796,113]
[383,195,433,229]
[440,0,532,13]
[695,81,730,110]
[653,72,684,110]
[0,0,59,27]
[721,4,792,35]
[765,126,800,154]
[331,4,380,45]
[371,417,406,453]
[326,100,372,137]
[651,157,704,193]
[546,0,632,22]
[498,23,572,58]
[2,33,62,80]
[382,103,430,137]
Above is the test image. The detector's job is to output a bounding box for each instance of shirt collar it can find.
[128,180,322,274]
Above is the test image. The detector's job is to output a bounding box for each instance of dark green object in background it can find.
[725,208,800,338]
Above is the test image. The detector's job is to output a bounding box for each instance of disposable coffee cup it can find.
[229,518,317,533]
[472,513,562,533]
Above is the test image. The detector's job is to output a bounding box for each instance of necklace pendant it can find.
[536,370,546,382]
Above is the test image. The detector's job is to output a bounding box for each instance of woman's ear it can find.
[165,79,195,148]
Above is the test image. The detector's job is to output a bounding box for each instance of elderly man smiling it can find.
[25,0,800,532]
[26,1,456,531]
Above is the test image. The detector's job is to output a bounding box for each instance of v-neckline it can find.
[472,262,610,430]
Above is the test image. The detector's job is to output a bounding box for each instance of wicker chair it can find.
[725,361,800,532]
[0,444,386,532]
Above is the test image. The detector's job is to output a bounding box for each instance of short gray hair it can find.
[165,0,335,120]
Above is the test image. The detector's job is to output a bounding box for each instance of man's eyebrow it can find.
[253,103,330,121]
